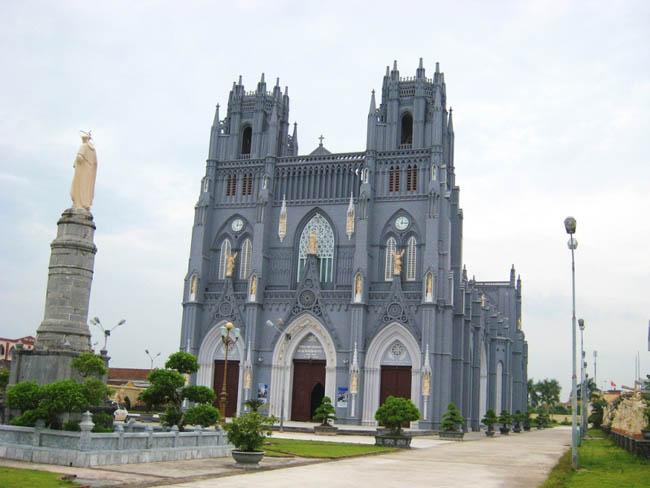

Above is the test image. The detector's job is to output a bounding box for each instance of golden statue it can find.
[244,369,252,389]
[355,274,363,299]
[426,273,433,295]
[350,372,358,394]
[225,252,238,277]
[190,275,197,298]
[250,275,257,298]
[308,231,317,254]
[392,249,405,275]
[422,373,431,396]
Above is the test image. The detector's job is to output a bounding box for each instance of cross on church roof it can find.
[318,134,324,146]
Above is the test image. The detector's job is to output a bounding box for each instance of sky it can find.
[1,0,649,401]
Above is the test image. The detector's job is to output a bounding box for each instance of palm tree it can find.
[536,378,561,413]
[527,379,540,409]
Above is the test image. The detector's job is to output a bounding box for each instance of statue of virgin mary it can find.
[70,131,98,210]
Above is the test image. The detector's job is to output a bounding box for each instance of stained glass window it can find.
[406,236,416,281]
[297,214,334,282]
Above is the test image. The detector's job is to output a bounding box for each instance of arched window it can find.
[384,237,397,281]
[226,174,237,196]
[406,236,416,281]
[389,166,400,193]
[218,239,231,280]
[297,214,334,282]
[400,113,413,146]
[496,361,504,413]
[242,173,253,195]
[406,164,417,192]
[239,239,252,279]
[241,126,252,155]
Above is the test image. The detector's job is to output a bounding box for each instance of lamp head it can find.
[266,320,274,328]
[564,216,577,235]
[226,321,234,330]
[578,318,585,330]
[145,349,149,354]
[118,319,126,326]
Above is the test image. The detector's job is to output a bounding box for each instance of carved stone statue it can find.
[426,273,433,294]
[355,274,362,297]
[70,132,98,211]
[225,252,238,277]
[350,372,358,394]
[190,275,197,299]
[392,249,405,275]
[308,231,318,254]
[422,373,431,396]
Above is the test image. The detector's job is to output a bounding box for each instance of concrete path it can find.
[168,427,570,488]
[0,427,570,487]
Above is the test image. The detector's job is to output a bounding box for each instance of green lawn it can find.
[263,437,397,458]
[541,429,650,487]
[0,466,81,488]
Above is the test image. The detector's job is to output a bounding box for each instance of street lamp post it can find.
[145,349,161,370]
[266,318,289,432]
[218,321,240,423]
[578,318,585,445]
[89,317,126,353]
[564,216,579,470]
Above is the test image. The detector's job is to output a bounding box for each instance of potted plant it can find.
[374,396,420,448]
[224,412,277,468]
[439,402,465,440]
[512,410,523,433]
[313,396,338,435]
[481,409,498,437]
[522,409,532,431]
[498,409,512,435]
[244,399,265,413]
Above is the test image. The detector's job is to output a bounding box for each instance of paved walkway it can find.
[0,427,570,488]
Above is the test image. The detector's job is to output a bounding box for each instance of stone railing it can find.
[0,411,231,467]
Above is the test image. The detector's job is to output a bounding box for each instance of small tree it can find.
[138,352,216,430]
[588,398,607,428]
[225,412,277,452]
[185,404,221,427]
[244,399,265,412]
[374,396,420,436]
[313,396,337,426]
[0,369,9,392]
[498,409,512,429]
[440,402,464,432]
[70,353,107,378]
[513,410,523,430]
[481,409,498,432]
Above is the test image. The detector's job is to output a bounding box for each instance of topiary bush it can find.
[481,408,498,431]
[440,402,465,432]
[313,396,337,426]
[224,412,277,452]
[374,396,420,436]
[185,404,221,428]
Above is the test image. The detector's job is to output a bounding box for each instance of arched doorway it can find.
[196,321,245,417]
[362,322,421,425]
[269,314,337,422]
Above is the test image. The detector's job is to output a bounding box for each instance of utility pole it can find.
[593,351,597,386]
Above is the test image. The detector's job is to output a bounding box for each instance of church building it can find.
[180,60,528,429]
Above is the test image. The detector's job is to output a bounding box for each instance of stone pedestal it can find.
[9,208,98,386]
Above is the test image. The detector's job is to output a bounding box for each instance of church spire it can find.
[267,102,279,156]
[368,89,376,114]
[416,57,425,79]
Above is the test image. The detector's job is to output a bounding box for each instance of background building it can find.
[180,60,527,429]
[0,336,34,370]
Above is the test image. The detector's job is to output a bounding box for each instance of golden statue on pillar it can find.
[392,249,405,275]
[225,252,238,277]
[308,231,318,255]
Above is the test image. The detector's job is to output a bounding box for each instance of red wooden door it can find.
[380,365,412,405]
[213,360,239,418]
[291,359,326,421]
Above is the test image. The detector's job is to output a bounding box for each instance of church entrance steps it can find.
[270,420,437,437]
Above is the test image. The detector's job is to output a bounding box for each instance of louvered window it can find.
[389,166,400,193]
[384,237,397,281]
[406,165,417,192]
[226,174,237,196]
[242,173,253,195]
[239,239,252,279]
[218,240,231,279]
[406,236,416,281]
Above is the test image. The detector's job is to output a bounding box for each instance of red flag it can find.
[611,381,616,388]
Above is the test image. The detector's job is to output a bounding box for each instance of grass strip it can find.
[0,466,81,488]
[263,437,397,458]
[541,429,650,487]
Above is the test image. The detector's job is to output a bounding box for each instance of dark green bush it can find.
[374,396,420,436]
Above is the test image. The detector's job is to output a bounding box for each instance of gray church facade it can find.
[180,60,528,430]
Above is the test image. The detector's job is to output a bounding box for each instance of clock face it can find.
[395,216,409,230]
[231,219,244,232]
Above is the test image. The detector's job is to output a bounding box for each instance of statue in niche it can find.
[225,252,238,277]
[392,249,405,275]
[425,272,433,302]
[70,131,98,211]
[308,231,318,254]
[244,369,252,389]
[354,274,362,302]
[190,275,198,300]
[249,275,257,300]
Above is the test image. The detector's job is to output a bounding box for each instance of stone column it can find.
[35,207,97,352]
